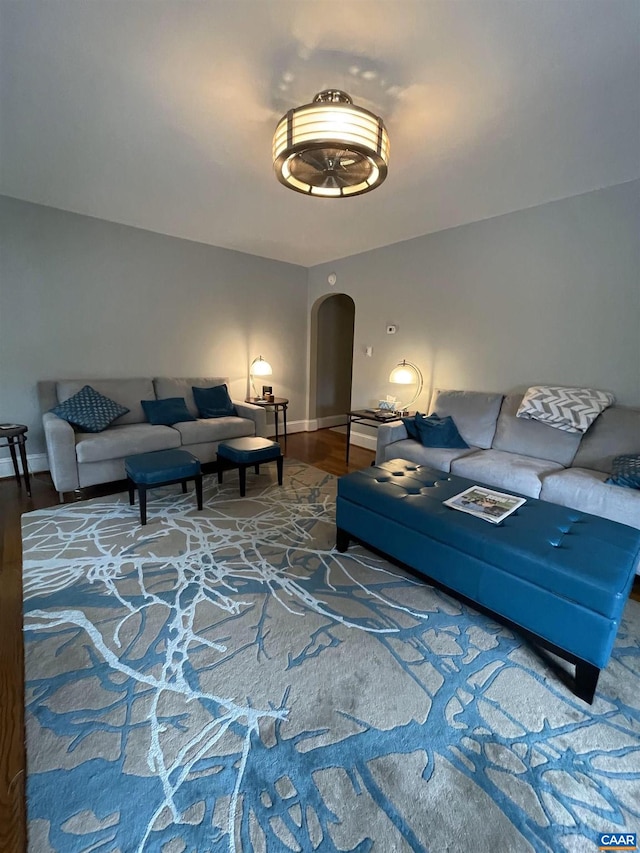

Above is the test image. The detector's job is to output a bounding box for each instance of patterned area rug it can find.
[22,460,640,852]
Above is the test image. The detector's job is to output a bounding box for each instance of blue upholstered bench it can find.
[217,437,283,497]
[125,449,203,525]
[336,459,640,703]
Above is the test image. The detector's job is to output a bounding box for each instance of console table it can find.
[0,423,31,497]
[245,397,289,444]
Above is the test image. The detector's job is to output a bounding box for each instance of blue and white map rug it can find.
[22,460,640,852]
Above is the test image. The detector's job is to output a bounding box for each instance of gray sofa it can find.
[38,377,267,500]
[376,389,640,533]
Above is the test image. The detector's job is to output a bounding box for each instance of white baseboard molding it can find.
[316,414,349,430]
[0,452,49,479]
[267,419,309,437]
[348,430,377,451]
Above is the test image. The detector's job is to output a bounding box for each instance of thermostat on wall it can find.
[386,324,397,334]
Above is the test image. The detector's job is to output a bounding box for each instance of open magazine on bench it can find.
[443,485,526,524]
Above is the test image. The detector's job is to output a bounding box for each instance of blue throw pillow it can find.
[50,385,129,433]
[606,454,640,489]
[402,412,425,441]
[192,384,237,418]
[141,397,196,426]
[414,414,469,449]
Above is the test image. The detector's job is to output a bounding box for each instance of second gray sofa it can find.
[39,377,267,500]
[376,388,640,532]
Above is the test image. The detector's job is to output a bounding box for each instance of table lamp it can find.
[388,359,423,412]
[250,356,273,400]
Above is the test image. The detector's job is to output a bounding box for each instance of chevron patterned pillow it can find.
[51,385,130,433]
[516,386,615,433]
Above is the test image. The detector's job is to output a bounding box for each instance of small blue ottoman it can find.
[217,437,283,497]
[124,449,203,525]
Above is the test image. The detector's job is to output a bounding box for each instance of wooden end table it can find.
[346,409,407,465]
[0,423,31,497]
[245,397,289,444]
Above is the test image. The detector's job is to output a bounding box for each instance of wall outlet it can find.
[386,324,397,334]
[365,346,373,357]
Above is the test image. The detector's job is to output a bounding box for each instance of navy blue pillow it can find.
[192,384,237,418]
[606,454,640,489]
[402,412,425,441]
[50,385,129,433]
[414,414,469,449]
[141,398,196,426]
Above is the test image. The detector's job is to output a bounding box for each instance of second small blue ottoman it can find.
[217,437,283,496]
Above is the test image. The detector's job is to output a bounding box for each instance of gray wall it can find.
[0,196,308,460]
[308,181,640,412]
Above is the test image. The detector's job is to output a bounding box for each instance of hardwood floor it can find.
[1,428,638,852]
[0,429,374,852]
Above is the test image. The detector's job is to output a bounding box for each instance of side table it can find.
[245,397,289,445]
[0,423,31,497]
[345,410,406,465]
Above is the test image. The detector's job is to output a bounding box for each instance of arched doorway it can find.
[309,293,355,428]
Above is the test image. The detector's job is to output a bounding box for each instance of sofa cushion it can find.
[171,417,255,445]
[51,385,130,433]
[141,397,196,426]
[450,449,564,498]
[381,438,477,473]
[429,389,503,449]
[606,454,640,490]
[541,468,640,530]
[193,384,237,418]
[56,378,155,425]
[153,377,229,418]
[415,414,468,449]
[75,423,181,463]
[492,392,582,466]
[572,405,640,473]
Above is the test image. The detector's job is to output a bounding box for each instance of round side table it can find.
[0,423,31,497]
[245,397,289,444]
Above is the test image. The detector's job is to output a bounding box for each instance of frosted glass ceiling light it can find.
[250,355,273,400]
[389,359,424,411]
[273,90,390,198]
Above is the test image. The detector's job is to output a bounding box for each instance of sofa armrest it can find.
[43,412,80,493]
[233,401,267,438]
[375,421,409,465]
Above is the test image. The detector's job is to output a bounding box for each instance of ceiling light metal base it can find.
[273,89,390,198]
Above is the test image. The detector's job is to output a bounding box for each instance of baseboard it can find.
[0,452,49,479]
[349,430,377,452]
[316,414,349,430]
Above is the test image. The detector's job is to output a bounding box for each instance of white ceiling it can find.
[1,0,638,267]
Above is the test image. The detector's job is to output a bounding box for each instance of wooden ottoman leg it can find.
[127,477,135,506]
[139,486,148,526]
[575,660,600,705]
[181,480,188,494]
[276,455,283,486]
[336,528,350,552]
[195,474,203,510]
[217,457,224,485]
[254,463,260,474]
[238,465,247,497]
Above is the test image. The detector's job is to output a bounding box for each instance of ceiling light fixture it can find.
[273,89,390,198]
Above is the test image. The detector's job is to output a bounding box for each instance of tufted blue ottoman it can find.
[336,459,640,703]
[217,437,283,497]
[125,449,203,525]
